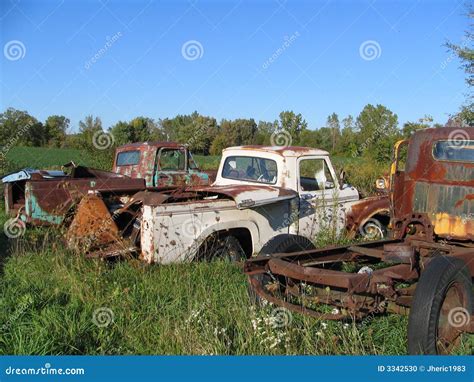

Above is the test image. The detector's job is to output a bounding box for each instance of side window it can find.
[433,140,474,163]
[299,159,335,192]
[158,148,186,171]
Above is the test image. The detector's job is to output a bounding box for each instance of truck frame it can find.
[244,127,474,355]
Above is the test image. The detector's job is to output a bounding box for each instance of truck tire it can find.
[260,234,316,255]
[360,218,387,240]
[248,234,316,306]
[208,235,246,262]
[407,256,473,355]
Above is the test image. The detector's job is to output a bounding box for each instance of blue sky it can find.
[0,0,470,132]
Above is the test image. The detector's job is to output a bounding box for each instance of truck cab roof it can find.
[224,145,329,157]
[116,141,185,150]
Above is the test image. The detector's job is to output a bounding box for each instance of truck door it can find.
[297,157,341,239]
[154,147,188,187]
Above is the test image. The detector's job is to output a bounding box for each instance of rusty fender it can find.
[345,194,390,236]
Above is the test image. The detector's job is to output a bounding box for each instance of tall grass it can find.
[2,148,470,355]
[0,226,412,355]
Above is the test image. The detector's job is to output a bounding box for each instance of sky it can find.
[0,0,471,133]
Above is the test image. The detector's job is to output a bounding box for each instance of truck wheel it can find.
[360,219,387,240]
[248,234,316,306]
[408,256,473,355]
[208,235,246,262]
[260,234,316,255]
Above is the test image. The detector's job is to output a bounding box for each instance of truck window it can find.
[222,156,277,184]
[433,140,474,163]
[116,150,140,166]
[159,148,186,171]
[299,159,335,191]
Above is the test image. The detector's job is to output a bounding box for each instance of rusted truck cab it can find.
[244,126,473,355]
[113,142,212,188]
[391,128,473,241]
[2,142,213,226]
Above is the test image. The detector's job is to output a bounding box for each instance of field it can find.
[1,146,471,355]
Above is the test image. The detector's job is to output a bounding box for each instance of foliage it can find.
[446,6,473,125]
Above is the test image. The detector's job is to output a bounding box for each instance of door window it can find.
[299,159,335,191]
[158,148,186,171]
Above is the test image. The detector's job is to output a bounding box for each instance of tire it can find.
[360,219,387,241]
[206,235,246,262]
[248,234,316,306]
[407,256,473,355]
[259,234,316,255]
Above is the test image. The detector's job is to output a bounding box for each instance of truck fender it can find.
[191,220,261,260]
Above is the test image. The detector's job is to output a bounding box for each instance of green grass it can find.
[1,147,471,355]
[0,220,412,355]
[4,146,221,173]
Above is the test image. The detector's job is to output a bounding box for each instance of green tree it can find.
[447,7,473,125]
[254,121,277,145]
[402,115,433,138]
[337,115,357,155]
[326,112,340,152]
[355,104,400,161]
[0,108,44,147]
[44,115,69,147]
[278,111,308,145]
[78,115,103,149]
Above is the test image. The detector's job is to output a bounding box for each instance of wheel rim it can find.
[363,223,384,240]
[436,281,468,354]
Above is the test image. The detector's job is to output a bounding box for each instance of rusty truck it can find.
[244,127,474,355]
[64,145,390,260]
[2,142,214,225]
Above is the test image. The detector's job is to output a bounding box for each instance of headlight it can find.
[375,178,386,190]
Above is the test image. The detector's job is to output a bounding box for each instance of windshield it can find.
[222,156,277,184]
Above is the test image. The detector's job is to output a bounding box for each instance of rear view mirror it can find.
[339,169,346,190]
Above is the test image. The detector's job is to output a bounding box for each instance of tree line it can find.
[0,104,466,163]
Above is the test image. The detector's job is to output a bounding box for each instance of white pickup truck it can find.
[67,145,390,262]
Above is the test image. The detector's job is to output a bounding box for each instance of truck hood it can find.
[193,184,298,209]
[2,168,66,183]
